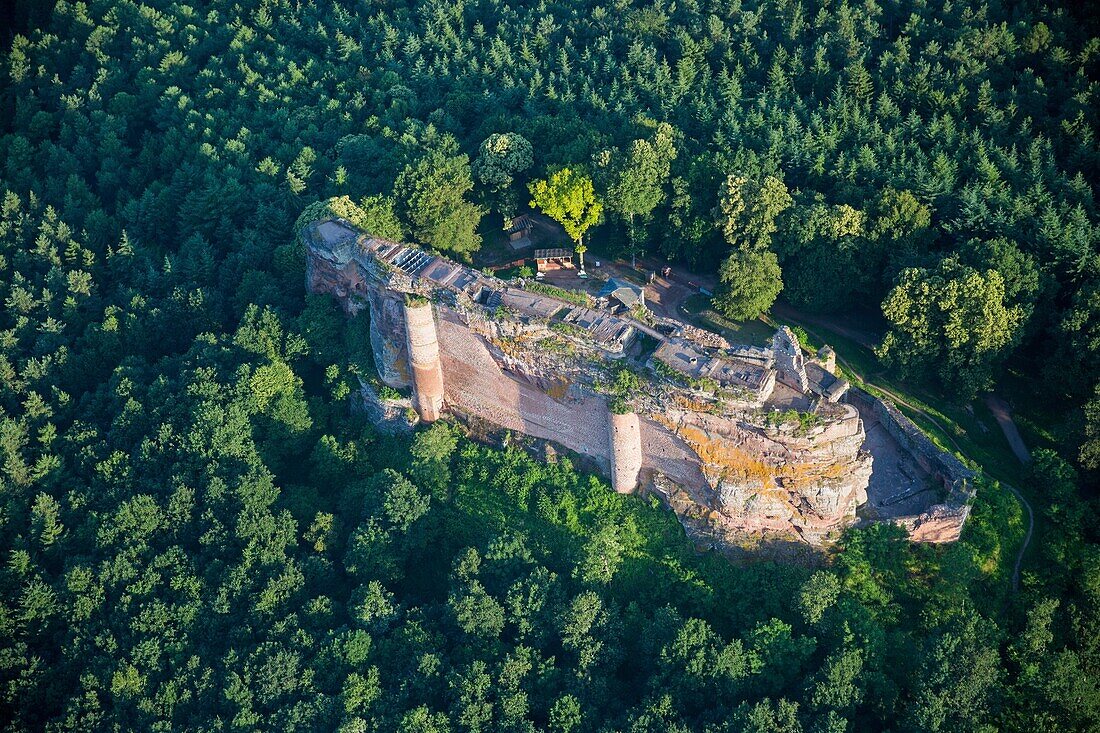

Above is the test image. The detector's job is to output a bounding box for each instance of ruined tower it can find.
[817,345,837,374]
[404,300,446,422]
[608,410,643,494]
[772,327,810,393]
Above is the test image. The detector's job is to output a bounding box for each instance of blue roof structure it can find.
[598,278,644,308]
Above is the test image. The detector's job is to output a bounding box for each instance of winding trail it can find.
[985,394,1031,464]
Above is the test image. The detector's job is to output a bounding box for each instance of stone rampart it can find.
[847,387,976,542]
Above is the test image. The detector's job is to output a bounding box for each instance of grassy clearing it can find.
[525,280,592,306]
[681,295,776,346]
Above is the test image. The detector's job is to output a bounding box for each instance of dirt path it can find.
[985,394,1031,464]
[637,260,718,321]
[771,302,881,349]
[644,276,694,321]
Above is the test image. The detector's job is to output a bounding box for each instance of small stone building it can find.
[505,214,532,241]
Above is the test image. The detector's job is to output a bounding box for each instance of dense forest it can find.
[1,0,1099,730]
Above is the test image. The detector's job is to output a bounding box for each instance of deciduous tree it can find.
[877,256,1023,397]
[395,146,483,259]
[713,248,783,320]
[473,133,533,223]
[528,168,602,273]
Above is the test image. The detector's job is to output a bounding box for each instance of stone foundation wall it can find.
[434,309,615,470]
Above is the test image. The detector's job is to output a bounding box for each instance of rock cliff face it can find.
[302,216,969,548]
[649,404,872,544]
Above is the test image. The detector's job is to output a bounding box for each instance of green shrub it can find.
[524,281,591,306]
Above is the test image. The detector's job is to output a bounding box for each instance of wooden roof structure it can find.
[533,248,572,260]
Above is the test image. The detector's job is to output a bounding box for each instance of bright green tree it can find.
[720,175,793,252]
[577,520,624,585]
[877,256,1023,397]
[528,168,603,273]
[597,123,676,266]
[296,195,404,241]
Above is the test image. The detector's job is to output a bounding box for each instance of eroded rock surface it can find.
[303,216,973,548]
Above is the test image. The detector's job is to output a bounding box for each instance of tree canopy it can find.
[713,248,785,321]
[394,135,483,259]
[877,256,1024,397]
[0,0,1098,730]
[473,132,533,223]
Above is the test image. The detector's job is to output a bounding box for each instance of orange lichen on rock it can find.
[778,460,848,489]
[674,424,775,487]
[672,394,715,412]
[545,377,570,401]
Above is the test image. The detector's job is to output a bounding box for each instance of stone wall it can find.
[434,308,615,471]
[302,217,974,548]
[847,387,975,543]
[848,388,975,499]
[772,327,809,392]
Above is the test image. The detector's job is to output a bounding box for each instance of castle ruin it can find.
[302,216,977,548]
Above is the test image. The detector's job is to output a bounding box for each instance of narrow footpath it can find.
[985,394,1031,464]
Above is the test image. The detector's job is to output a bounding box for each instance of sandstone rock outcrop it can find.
[302,216,973,548]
